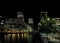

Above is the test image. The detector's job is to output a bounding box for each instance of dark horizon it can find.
[0,0,56,18]
[0,0,56,26]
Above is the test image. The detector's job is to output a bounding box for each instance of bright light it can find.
[38,23,41,26]
[45,12,47,13]
[41,12,43,13]
[0,16,2,18]
[12,34,16,40]
[1,22,4,24]
[28,18,33,24]
[47,18,50,20]
[2,20,4,22]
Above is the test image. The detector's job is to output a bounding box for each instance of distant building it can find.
[17,12,24,21]
[4,12,32,33]
[3,12,33,43]
[28,18,33,25]
[28,18,34,30]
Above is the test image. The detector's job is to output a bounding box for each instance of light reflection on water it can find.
[4,33,30,43]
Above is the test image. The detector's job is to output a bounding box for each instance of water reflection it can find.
[4,33,29,43]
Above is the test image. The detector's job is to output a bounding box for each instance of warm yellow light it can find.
[24,33,27,38]
[8,31,11,33]
[21,33,23,38]
[12,34,16,40]
[5,30,8,32]
[17,34,20,40]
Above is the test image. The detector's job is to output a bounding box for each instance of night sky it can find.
[0,0,56,25]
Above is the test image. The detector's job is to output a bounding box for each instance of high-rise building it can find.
[17,12,24,21]
[28,18,33,23]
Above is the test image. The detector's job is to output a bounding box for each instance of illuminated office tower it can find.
[28,18,33,43]
[17,12,24,21]
[28,18,34,29]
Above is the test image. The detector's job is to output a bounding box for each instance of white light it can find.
[0,16,2,18]
[41,12,43,13]
[52,19,55,20]
[2,20,4,22]
[47,18,50,20]
[53,18,60,19]
[1,22,4,24]
[38,23,41,26]
[28,18,33,24]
